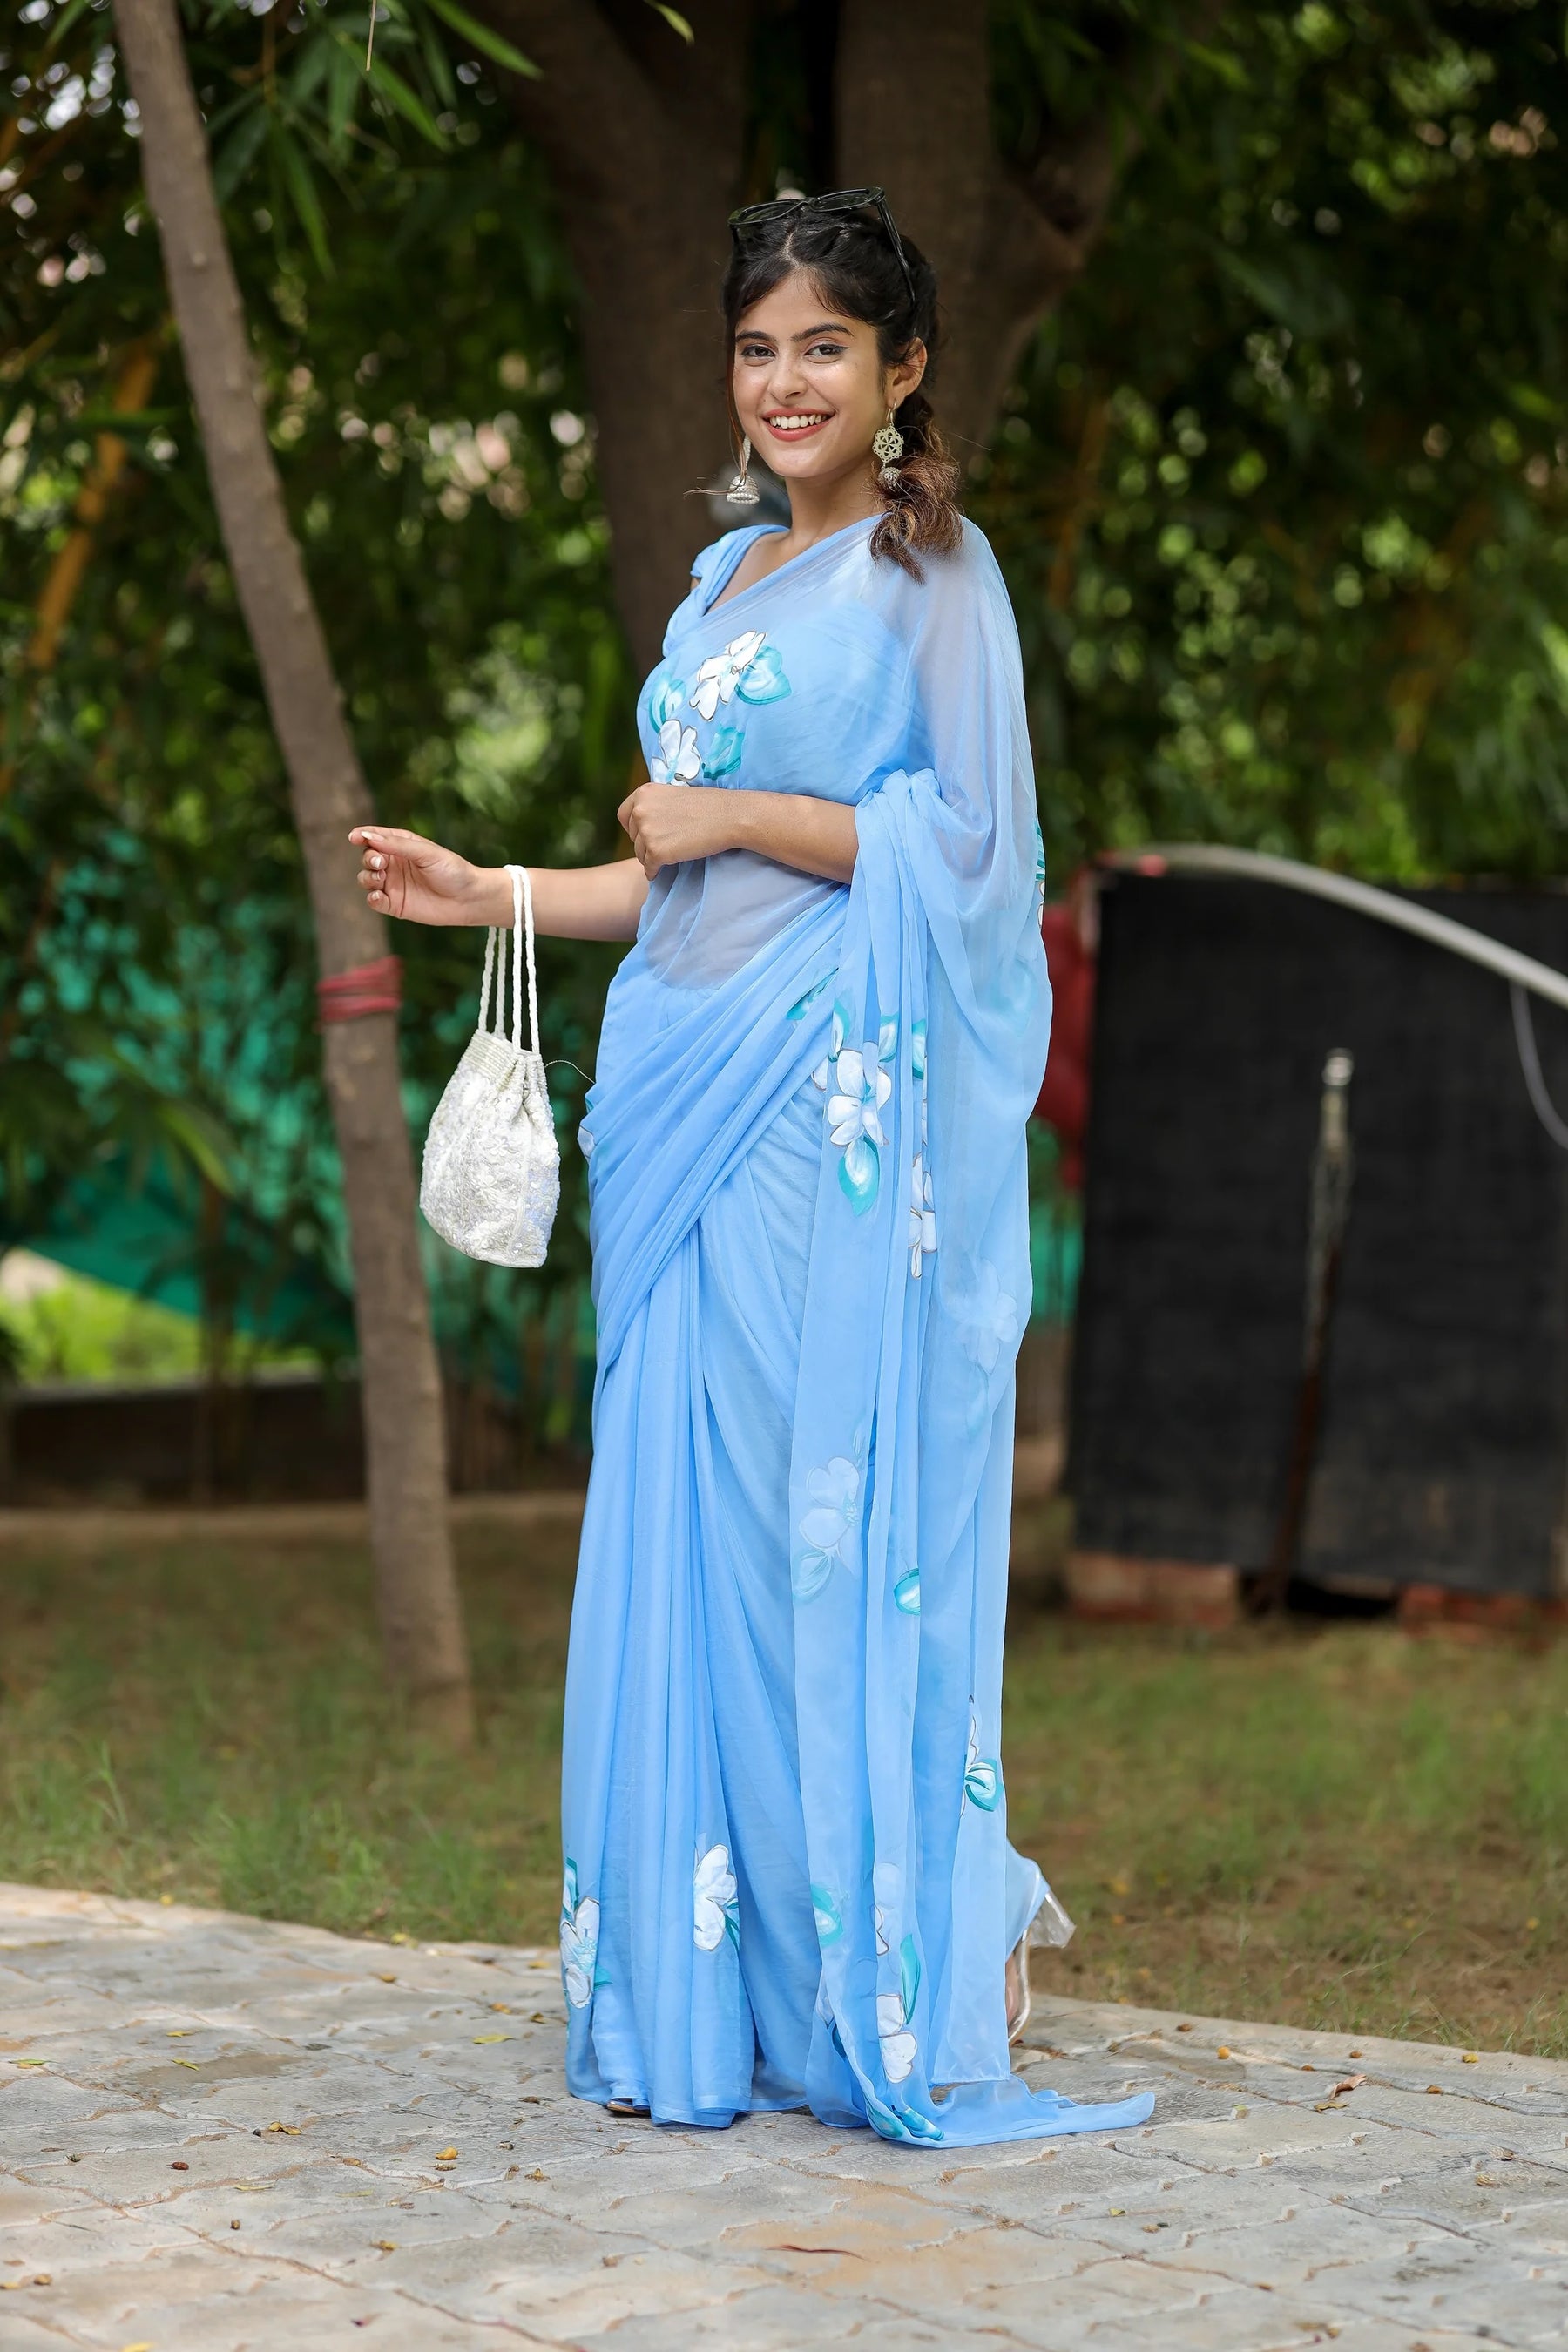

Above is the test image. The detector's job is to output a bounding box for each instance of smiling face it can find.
[731,267,925,497]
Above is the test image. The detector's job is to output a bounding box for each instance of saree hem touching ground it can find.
[558,517,1154,2146]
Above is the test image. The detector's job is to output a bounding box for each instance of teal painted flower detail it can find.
[691,628,776,720]
[878,1012,898,1062]
[787,969,835,1023]
[693,1843,740,1951]
[825,1028,893,1214]
[893,1565,921,1615]
[811,1882,844,1945]
[559,1859,601,2009]
[874,1938,923,2086]
[964,1716,1002,1812]
[911,1017,928,1083]
[865,2092,913,2139]
[736,641,791,702]
[794,1455,861,1598]
[701,725,744,781]
[891,2101,944,2144]
[646,672,684,732]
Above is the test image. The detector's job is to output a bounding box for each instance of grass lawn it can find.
[2,1519,1565,2056]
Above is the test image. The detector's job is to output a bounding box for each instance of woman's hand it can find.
[350,826,508,927]
[616,783,738,879]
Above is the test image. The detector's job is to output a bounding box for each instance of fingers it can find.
[348,824,429,857]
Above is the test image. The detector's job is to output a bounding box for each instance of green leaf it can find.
[271,118,334,275]
[646,2,694,39]
[325,44,362,158]
[42,0,96,51]
[366,54,450,147]
[421,0,540,77]
[1181,38,1250,91]
[1508,382,1561,424]
[213,100,270,206]
[414,4,459,110]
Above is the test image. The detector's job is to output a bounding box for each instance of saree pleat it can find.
[558,517,1153,2145]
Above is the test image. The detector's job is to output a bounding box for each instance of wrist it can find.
[471,865,519,926]
[724,790,763,855]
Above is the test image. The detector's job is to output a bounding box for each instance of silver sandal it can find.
[1005,1935,1031,2045]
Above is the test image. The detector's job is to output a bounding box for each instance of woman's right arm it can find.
[349,826,648,943]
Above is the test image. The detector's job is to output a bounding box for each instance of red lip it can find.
[761,413,829,443]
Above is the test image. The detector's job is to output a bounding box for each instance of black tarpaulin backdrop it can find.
[1069,875,1568,1596]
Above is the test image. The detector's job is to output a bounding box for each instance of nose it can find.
[765,348,809,404]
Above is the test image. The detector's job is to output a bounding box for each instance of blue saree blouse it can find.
[560,516,1153,2146]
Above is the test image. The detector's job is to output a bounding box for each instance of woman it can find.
[352,190,1152,2148]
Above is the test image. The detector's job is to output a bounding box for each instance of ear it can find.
[886,338,928,409]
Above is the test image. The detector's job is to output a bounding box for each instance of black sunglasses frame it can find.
[727,186,916,312]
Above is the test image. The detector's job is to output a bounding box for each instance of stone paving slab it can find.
[2,1885,1565,2349]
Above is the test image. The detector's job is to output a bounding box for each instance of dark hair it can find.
[720,205,963,579]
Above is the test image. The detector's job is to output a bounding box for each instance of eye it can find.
[807,341,848,360]
[738,340,774,362]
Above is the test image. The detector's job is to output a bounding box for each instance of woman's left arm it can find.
[618,782,858,885]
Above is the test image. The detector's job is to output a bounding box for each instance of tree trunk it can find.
[111,0,473,1742]
[836,0,1190,462]
[473,0,1200,674]
[476,0,748,672]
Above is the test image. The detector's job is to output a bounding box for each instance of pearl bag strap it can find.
[478,916,499,1037]
[504,862,540,1058]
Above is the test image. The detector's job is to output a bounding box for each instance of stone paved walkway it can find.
[2,1886,1565,2350]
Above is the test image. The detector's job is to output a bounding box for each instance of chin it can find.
[757,435,852,481]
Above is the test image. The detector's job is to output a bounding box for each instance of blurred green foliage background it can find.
[3,0,1565,1406]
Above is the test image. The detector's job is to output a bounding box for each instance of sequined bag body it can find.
[419,863,559,1268]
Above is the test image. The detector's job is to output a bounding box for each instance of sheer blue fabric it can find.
[559,516,1153,2146]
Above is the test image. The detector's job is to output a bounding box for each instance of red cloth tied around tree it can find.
[316,954,402,1025]
[1034,885,1096,1190]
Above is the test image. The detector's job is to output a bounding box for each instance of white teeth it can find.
[769,414,828,431]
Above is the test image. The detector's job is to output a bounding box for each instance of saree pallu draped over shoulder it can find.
[559,517,1153,2144]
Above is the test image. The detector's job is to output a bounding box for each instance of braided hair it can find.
[720,205,963,580]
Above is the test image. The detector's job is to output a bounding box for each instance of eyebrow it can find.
[733,321,856,344]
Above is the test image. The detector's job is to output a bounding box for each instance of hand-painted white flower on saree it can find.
[963,1715,1002,1812]
[651,716,701,784]
[559,1859,600,2008]
[794,1455,861,1598]
[827,1042,893,1213]
[957,1260,1021,1375]
[693,1843,740,1950]
[876,1992,917,2082]
[909,1155,937,1277]
[690,628,767,720]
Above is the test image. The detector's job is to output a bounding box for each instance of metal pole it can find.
[1112,845,1568,1015]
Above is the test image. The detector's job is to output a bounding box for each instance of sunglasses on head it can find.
[727,186,916,311]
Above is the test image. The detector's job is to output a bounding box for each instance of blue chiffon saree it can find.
[560,515,1153,2146]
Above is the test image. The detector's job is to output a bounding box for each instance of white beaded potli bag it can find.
[419,862,560,1268]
